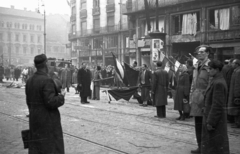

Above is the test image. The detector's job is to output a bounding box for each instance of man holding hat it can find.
[25,54,66,154]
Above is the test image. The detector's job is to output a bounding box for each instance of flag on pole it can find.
[112,53,128,86]
[159,51,168,68]
[124,62,139,86]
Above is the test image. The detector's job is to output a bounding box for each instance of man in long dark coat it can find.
[152,61,169,118]
[61,64,71,92]
[138,64,152,107]
[228,59,240,128]
[202,60,229,154]
[77,62,91,104]
[25,54,65,154]
[0,65,4,82]
[14,67,21,81]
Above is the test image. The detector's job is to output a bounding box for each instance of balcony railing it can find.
[68,31,80,40]
[106,3,115,12]
[70,14,76,22]
[92,7,100,16]
[71,51,78,57]
[207,29,240,42]
[126,0,132,12]
[80,9,87,18]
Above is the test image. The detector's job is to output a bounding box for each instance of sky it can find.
[0,0,70,15]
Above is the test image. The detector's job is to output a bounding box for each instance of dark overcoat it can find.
[0,66,4,80]
[201,73,229,154]
[228,66,240,116]
[174,71,190,111]
[138,69,152,102]
[77,68,91,97]
[61,68,71,89]
[152,68,169,106]
[4,67,10,78]
[25,71,65,154]
[14,68,21,79]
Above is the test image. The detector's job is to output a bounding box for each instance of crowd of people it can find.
[4,43,239,154]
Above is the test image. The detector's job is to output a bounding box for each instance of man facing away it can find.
[151,61,169,118]
[25,54,66,154]
[61,64,71,92]
[77,62,92,104]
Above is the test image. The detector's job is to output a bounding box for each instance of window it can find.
[37,36,41,43]
[31,47,34,54]
[15,46,19,54]
[7,22,12,28]
[172,12,200,35]
[23,35,27,42]
[31,35,34,43]
[107,0,114,4]
[25,24,28,30]
[72,6,76,15]
[37,25,42,31]
[30,25,35,30]
[108,35,118,48]
[81,1,86,9]
[0,33,3,41]
[23,47,27,54]
[8,33,11,41]
[81,21,87,34]
[209,5,240,30]
[15,34,19,42]
[93,0,100,7]
[93,19,100,33]
[72,24,76,33]
[107,16,114,31]
[54,46,58,52]
[0,21,4,27]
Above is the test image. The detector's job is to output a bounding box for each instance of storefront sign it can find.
[141,48,150,52]
[138,40,145,47]
[129,40,136,48]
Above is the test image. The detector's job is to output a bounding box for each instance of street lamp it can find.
[38,2,46,55]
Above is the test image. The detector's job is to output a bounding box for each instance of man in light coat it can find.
[228,59,240,128]
[189,45,211,154]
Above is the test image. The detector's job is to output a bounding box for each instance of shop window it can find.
[93,38,102,48]
[231,5,240,26]
[172,12,200,35]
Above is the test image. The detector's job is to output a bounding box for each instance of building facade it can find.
[69,0,130,67]
[125,0,240,67]
[0,6,44,66]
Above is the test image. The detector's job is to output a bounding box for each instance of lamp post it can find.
[43,4,46,55]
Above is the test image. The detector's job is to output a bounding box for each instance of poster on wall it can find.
[152,48,159,61]
[151,39,161,61]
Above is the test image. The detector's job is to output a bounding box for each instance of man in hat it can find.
[25,54,66,154]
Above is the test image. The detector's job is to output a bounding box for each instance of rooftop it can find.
[0,6,43,19]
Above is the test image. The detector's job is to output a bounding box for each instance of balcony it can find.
[207,29,240,42]
[68,31,80,40]
[70,14,76,22]
[80,9,87,18]
[92,7,100,16]
[106,3,115,12]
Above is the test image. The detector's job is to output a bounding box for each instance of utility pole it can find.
[43,5,46,54]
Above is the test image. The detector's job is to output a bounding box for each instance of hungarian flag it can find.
[124,62,139,86]
[107,87,139,101]
[168,56,181,73]
[112,53,128,86]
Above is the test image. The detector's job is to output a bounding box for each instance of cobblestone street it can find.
[0,79,239,154]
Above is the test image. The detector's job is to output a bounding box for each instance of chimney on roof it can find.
[11,5,14,9]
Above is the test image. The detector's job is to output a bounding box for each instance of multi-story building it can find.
[125,0,240,67]
[69,0,130,67]
[0,6,44,66]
